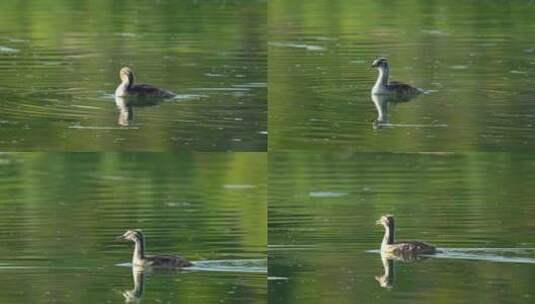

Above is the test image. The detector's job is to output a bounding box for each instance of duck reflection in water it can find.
[123,267,145,303]
[114,67,175,126]
[371,93,419,129]
[374,215,436,289]
[375,254,394,289]
[118,229,192,302]
[375,251,431,289]
[115,96,162,126]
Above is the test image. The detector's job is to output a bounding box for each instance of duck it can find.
[376,215,437,255]
[118,230,193,268]
[115,67,175,98]
[371,58,422,96]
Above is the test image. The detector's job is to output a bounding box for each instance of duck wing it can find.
[387,81,422,95]
[394,240,436,254]
[145,254,193,268]
[131,84,176,98]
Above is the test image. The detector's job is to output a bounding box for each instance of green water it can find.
[0,0,266,151]
[0,153,266,303]
[268,153,535,304]
[269,0,535,151]
[3,1,535,303]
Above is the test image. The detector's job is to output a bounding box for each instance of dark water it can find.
[0,153,266,303]
[269,153,535,304]
[0,0,266,151]
[269,0,535,151]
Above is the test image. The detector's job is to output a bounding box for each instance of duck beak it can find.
[375,219,382,225]
[116,234,126,241]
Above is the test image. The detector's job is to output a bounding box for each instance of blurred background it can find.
[269,0,535,152]
[0,152,266,303]
[269,152,535,304]
[0,0,266,151]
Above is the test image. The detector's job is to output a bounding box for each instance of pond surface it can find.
[0,153,266,303]
[269,152,535,304]
[269,0,535,151]
[0,0,266,151]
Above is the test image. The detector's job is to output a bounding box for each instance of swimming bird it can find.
[376,215,437,255]
[371,58,422,96]
[118,230,193,268]
[115,67,175,98]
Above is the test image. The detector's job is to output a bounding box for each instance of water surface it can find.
[269,0,535,151]
[0,153,266,303]
[0,0,266,151]
[269,152,535,304]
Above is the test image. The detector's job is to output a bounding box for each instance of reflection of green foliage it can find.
[269,152,535,303]
[0,152,266,253]
[0,0,266,151]
[269,152,535,245]
[0,0,266,86]
[269,0,535,151]
[0,152,266,303]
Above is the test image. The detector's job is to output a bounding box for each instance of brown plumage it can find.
[386,81,421,95]
[143,254,193,268]
[383,240,436,255]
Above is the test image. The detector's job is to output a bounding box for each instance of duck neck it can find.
[132,237,145,264]
[375,66,389,88]
[381,222,394,249]
[121,78,132,90]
